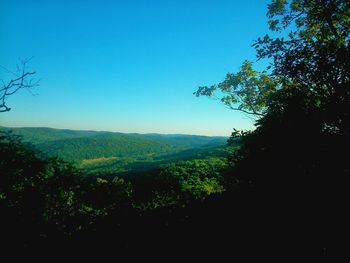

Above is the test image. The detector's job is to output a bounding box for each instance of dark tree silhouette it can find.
[0,58,39,112]
[194,0,350,256]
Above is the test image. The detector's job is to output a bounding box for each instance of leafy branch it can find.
[194,61,277,117]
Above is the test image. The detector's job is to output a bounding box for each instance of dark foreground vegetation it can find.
[1,0,349,258]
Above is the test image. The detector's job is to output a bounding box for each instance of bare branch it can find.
[0,58,38,113]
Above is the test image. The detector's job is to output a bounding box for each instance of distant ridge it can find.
[0,126,227,140]
[0,126,228,161]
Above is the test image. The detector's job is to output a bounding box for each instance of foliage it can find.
[0,132,134,244]
[83,176,133,210]
[192,0,350,254]
[0,127,227,162]
[159,158,228,200]
[0,126,108,144]
[3,0,348,255]
[0,131,233,251]
[230,0,350,185]
[194,61,277,116]
[80,144,235,177]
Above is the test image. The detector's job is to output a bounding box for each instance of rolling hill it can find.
[0,126,228,163]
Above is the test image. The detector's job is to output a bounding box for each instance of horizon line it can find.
[0,125,230,138]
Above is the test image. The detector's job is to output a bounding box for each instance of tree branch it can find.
[0,59,38,113]
[226,104,264,117]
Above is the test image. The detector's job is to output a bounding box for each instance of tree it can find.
[195,0,350,255]
[195,0,350,182]
[195,0,350,122]
[232,0,350,182]
[0,58,39,112]
[194,61,277,117]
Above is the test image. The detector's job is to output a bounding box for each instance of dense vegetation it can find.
[0,131,235,255]
[194,0,350,256]
[1,0,349,257]
[0,126,230,178]
[81,143,234,176]
[0,126,227,161]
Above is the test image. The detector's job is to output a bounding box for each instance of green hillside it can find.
[80,144,236,177]
[0,126,110,144]
[36,133,224,161]
[0,127,227,158]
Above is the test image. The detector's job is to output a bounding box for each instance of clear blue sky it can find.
[0,0,271,136]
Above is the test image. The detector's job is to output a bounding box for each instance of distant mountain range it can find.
[0,126,228,162]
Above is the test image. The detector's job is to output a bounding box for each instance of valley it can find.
[0,126,234,177]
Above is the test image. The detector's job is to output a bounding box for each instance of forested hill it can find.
[0,126,227,161]
[0,126,112,143]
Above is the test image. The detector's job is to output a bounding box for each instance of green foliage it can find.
[159,158,228,200]
[196,0,350,125]
[255,0,350,91]
[194,61,277,116]
[197,0,350,191]
[0,132,134,240]
[0,126,106,144]
[5,0,349,253]
[222,2,350,248]
[0,130,234,250]
[83,176,133,210]
[81,144,234,177]
[192,1,350,254]
[0,127,227,162]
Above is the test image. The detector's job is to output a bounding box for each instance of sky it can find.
[0,0,271,136]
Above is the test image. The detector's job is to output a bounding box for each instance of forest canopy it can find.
[0,0,349,257]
